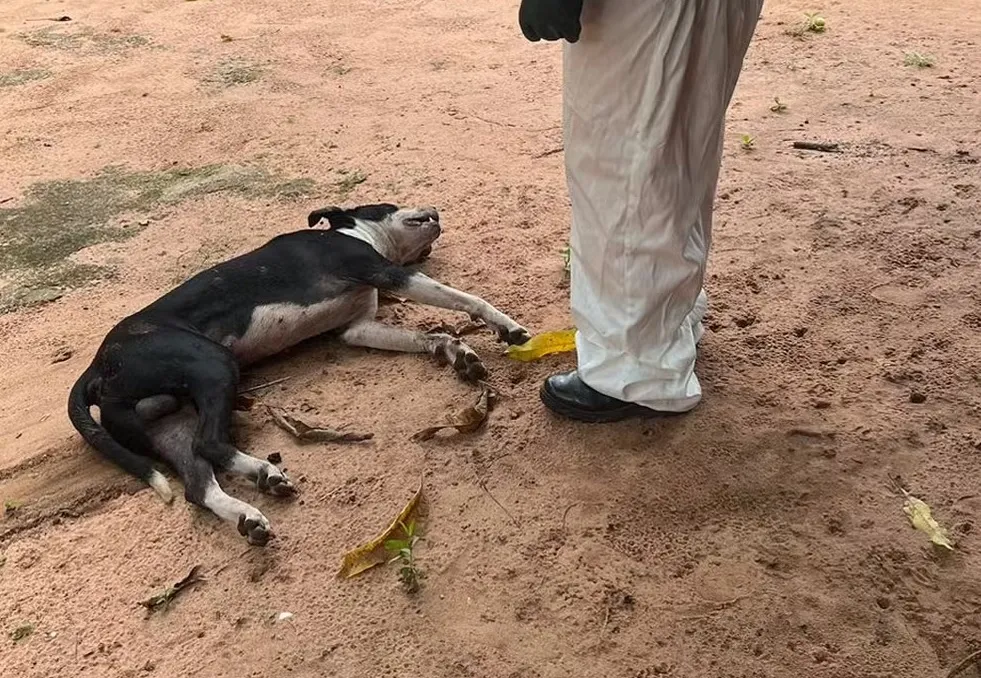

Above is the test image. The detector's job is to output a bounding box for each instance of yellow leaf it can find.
[901,491,954,550]
[337,476,424,578]
[505,329,577,362]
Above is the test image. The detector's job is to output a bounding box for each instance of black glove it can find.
[518,0,584,43]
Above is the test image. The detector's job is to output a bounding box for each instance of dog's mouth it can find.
[405,215,440,230]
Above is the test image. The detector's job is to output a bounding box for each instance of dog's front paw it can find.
[452,344,489,382]
[433,335,488,382]
[256,464,298,498]
[476,312,532,346]
[497,324,532,346]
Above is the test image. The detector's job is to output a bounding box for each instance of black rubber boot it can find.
[540,370,672,423]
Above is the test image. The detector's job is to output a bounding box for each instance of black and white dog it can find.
[67,204,531,545]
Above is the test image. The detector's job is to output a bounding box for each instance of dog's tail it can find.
[67,366,173,503]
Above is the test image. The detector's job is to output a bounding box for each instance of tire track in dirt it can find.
[0,444,143,545]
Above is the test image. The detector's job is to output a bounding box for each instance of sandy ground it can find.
[1,0,981,676]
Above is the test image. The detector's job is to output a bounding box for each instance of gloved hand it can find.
[518,0,584,43]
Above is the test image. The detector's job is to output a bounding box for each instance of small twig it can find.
[946,649,981,678]
[139,565,204,613]
[0,197,13,205]
[887,474,907,495]
[426,320,485,338]
[476,477,518,526]
[461,111,560,134]
[792,141,841,153]
[26,16,72,22]
[238,376,291,394]
[788,427,833,439]
[561,502,580,531]
[533,147,564,159]
[212,547,252,577]
[378,291,406,305]
[679,594,751,621]
[601,605,611,632]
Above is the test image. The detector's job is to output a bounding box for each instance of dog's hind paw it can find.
[256,464,298,497]
[237,511,273,546]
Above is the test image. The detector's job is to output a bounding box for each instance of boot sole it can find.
[539,382,660,423]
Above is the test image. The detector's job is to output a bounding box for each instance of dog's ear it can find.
[349,203,399,223]
[307,207,355,230]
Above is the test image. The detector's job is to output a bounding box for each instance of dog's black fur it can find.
[67,203,530,544]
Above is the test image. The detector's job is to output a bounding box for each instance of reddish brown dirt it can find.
[2,1,981,677]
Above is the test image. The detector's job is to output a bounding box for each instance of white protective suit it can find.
[563,0,764,412]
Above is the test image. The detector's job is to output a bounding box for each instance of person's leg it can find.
[542,0,764,422]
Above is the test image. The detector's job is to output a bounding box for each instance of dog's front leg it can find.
[396,273,531,345]
[341,320,488,382]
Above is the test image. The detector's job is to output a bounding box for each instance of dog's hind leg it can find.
[134,393,293,495]
[147,407,273,546]
[181,346,296,498]
[135,395,180,422]
[99,400,174,502]
[179,342,249,467]
[340,320,488,382]
[135,374,295,497]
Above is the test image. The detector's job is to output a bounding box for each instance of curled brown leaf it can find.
[267,406,373,443]
[412,384,495,442]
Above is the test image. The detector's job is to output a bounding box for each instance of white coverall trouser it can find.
[564,1,764,412]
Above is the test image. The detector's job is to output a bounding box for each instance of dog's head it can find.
[307,203,441,265]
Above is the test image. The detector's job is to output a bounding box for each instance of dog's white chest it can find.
[227,290,374,363]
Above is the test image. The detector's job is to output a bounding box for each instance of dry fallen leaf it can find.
[412,384,494,442]
[337,476,424,578]
[901,489,955,550]
[267,406,373,443]
[139,565,203,613]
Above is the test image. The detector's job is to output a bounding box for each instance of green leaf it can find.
[384,539,407,553]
